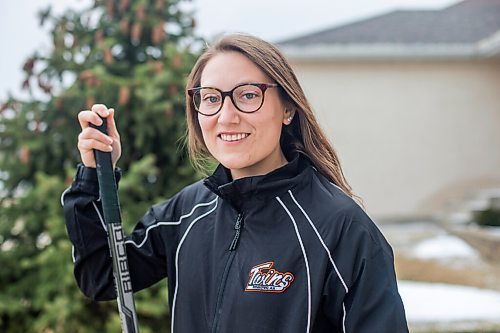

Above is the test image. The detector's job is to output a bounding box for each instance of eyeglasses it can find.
[187,83,279,116]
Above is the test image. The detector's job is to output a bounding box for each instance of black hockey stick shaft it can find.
[91,116,139,333]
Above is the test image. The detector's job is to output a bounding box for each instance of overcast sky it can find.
[0,0,459,100]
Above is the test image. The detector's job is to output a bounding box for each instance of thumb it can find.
[106,108,120,139]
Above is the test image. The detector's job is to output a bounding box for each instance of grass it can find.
[395,255,500,291]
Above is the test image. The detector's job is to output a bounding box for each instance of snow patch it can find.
[411,234,479,260]
[399,281,500,323]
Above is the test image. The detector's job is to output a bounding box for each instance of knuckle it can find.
[77,111,86,121]
[80,127,92,137]
[92,104,108,116]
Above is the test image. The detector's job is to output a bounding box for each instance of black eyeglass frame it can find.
[187,82,279,116]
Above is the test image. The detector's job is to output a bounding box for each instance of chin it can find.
[219,159,251,171]
[215,154,253,171]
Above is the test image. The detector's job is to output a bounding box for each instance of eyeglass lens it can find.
[193,84,265,115]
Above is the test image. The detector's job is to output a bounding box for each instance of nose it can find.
[217,95,240,124]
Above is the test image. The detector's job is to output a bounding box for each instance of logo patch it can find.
[245,261,295,293]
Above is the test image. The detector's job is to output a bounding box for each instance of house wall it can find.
[288,58,500,221]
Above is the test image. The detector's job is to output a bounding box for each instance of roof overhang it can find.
[280,33,500,60]
[477,30,500,57]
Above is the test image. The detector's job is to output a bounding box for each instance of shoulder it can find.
[300,168,392,254]
[150,179,217,221]
[302,167,363,219]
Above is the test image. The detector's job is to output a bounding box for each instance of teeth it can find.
[220,133,249,142]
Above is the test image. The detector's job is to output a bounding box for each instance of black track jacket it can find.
[63,153,408,332]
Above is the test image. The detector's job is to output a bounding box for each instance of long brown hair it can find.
[185,34,355,198]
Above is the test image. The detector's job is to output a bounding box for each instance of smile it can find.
[219,133,249,142]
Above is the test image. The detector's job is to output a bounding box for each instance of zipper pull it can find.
[229,213,243,251]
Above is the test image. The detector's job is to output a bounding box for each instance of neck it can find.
[230,151,288,180]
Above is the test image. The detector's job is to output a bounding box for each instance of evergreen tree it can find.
[0,0,202,331]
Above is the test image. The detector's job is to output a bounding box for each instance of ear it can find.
[283,108,296,125]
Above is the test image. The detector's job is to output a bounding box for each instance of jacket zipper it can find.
[212,212,244,333]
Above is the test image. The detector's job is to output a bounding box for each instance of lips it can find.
[219,133,250,142]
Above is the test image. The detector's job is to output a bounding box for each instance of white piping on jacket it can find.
[61,187,78,264]
[276,196,312,333]
[342,303,347,333]
[60,186,71,207]
[92,201,108,232]
[287,189,349,333]
[89,193,218,332]
[125,197,218,248]
[61,185,106,233]
[171,197,218,333]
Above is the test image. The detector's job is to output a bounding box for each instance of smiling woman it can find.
[63,33,409,333]
[184,35,356,193]
[189,51,291,179]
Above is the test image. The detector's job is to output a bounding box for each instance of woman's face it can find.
[197,51,291,179]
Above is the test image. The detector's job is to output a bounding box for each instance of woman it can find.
[63,34,408,332]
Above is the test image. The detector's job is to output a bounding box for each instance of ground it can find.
[380,221,500,333]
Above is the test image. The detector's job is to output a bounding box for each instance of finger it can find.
[91,104,110,118]
[78,110,103,129]
[79,127,114,145]
[106,108,120,139]
[78,138,113,153]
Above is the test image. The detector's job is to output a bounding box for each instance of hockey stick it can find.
[91,116,140,333]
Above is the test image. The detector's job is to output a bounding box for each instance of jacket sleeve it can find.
[322,206,409,333]
[62,164,168,301]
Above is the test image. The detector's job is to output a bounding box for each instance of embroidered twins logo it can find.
[245,261,295,293]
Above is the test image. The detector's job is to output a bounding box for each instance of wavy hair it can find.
[184,34,355,198]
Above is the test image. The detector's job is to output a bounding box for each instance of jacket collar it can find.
[203,153,311,211]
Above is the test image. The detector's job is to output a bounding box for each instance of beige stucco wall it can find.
[288,58,500,221]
